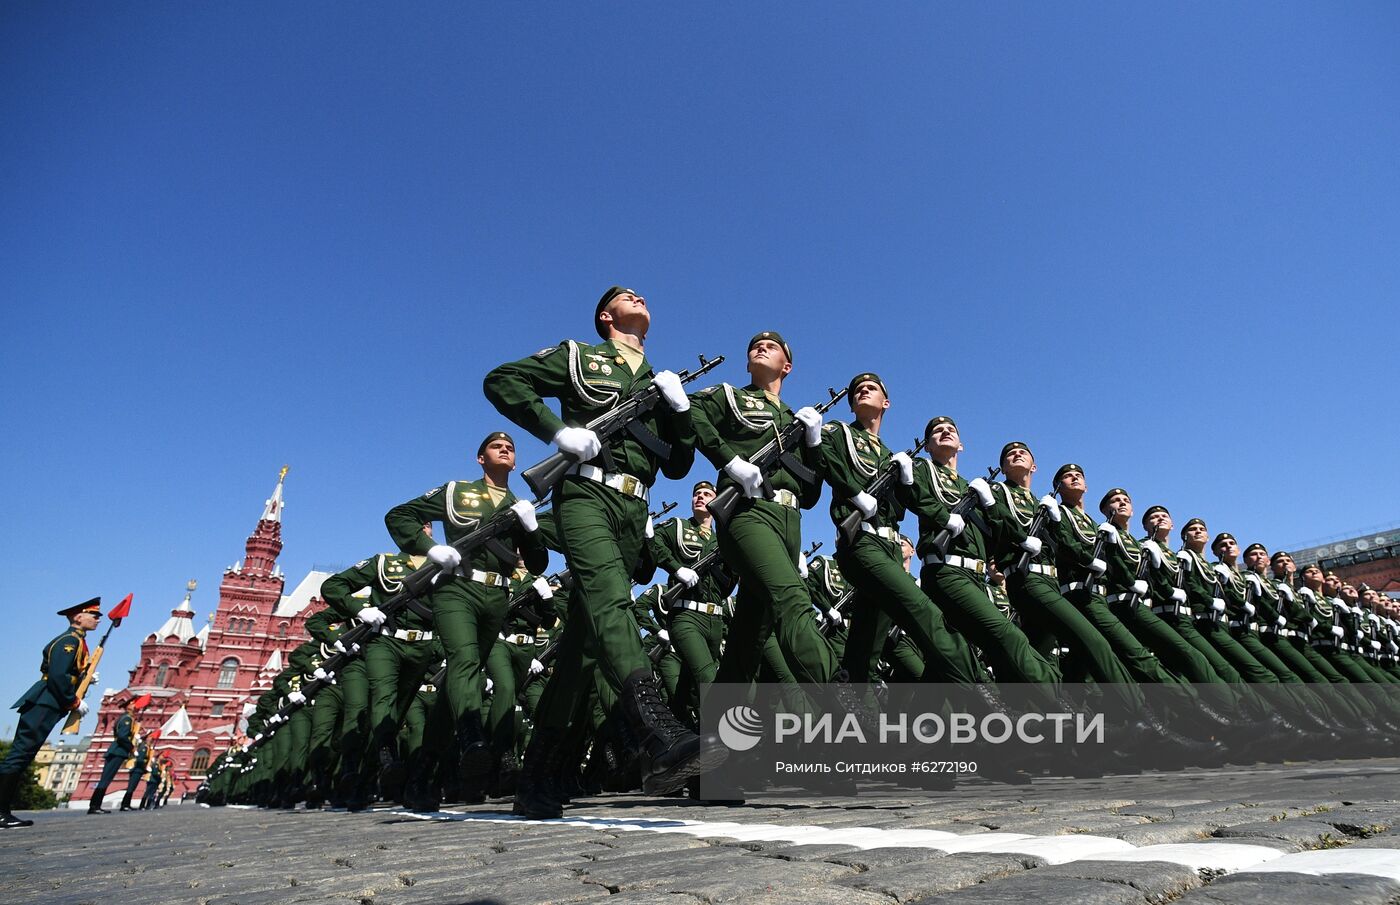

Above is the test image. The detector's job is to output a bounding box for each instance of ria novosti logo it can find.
[717,705,763,751]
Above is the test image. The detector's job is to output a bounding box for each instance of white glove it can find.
[528,658,545,675]
[644,515,654,538]
[825,610,845,630]
[967,478,995,509]
[657,629,670,643]
[531,577,553,599]
[675,566,700,588]
[287,691,306,705]
[1213,599,1227,613]
[1171,588,1187,604]
[851,491,878,519]
[891,452,914,485]
[313,667,329,681]
[1331,624,1345,638]
[797,555,810,579]
[336,640,361,655]
[1276,615,1287,628]
[1039,494,1061,522]
[944,513,966,538]
[794,406,823,447]
[1177,552,1193,572]
[1373,640,1384,651]
[553,426,602,460]
[356,605,388,628]
[484,678,494,693]
[1309,617,1319,629]
[1097,522,1120,544]
[1243,602,1256,617]
[510,500,538,533]
[1019,535,1043,556]
[1132,579,1149,596]
[90,671,99,683]
[725,456,764,498]
[77,699,89,717]
[427,544,462,570]
[1140,539,1163,567]
[652,370,690,412]
[1088,558,1107,576]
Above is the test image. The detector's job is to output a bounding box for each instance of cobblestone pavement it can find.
[7,759,1400,905]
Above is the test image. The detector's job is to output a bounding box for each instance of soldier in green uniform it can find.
[880,537,932,682]
[690,332,833,690]
[648,481,736,715]
[295,610,349,807]
[321,544,443,803]
[804,550,852,664]
[1301,565,1378,685]
[1179,532,1284,685]
[400,652,450,811]
[385,431,548,796]
[485,560,556,793]
[1,598,100,828]
[484,287,706,816]
[90,696,140,814]
[820,380,988,686]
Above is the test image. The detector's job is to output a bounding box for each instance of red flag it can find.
[107,593,133,620]
[148,729,161,741]
[130,693,153,710]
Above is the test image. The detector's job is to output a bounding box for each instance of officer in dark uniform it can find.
[1,598,100,828]
[90,698,141,813]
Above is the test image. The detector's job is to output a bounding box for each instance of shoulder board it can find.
[353,558,371,569]
[822,422,839,434]
[533,344,563,359]
[422,486,442,498]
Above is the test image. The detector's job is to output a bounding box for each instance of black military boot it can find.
[512,728,568,819]
[0,773,35,829]
[457,714,493,785]
[377,745,407,803]
[621,669,728,795]
[119,787,136,811]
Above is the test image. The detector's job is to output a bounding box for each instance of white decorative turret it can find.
[261,464,288,523]
[149,580,199,644]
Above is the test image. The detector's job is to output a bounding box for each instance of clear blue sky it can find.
[3,3,1398,737]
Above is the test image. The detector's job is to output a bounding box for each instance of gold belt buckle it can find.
[619,474,639,496]
[706,603,717,615]
[974,560,986,574]
[406,630,420,641]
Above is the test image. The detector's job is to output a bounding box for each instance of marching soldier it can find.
[90,696,142,814]
[484,286,704,816]
[690,333,833,688]
[823,383,988,686]
[385,431,548,799]
[485,560,556,795]
[120,732,153,811]
[1,598,100,829]
[648,480,737,713]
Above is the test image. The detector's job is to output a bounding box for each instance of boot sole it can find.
[642,742,730,795]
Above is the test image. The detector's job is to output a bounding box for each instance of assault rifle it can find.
[929,467,1002,556]
[837,438,926,548]
[521,354,725,498]
[709,388,848,528]
[1012,480,1064,574]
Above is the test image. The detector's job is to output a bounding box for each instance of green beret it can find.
[1000,441,1032,464]
[1243,543,1268,556]
[1179,517,1206,540]
[477,431,515,457]
[747,331,792,363]
[1052,463,1083,485]
[846,372,887,407]
[1140,505,1169,528]
[595,285,635,338]
[1098,487,1130,516]
[1210,532,1236,551]
[692,480,716,495]
[924,416,958,438]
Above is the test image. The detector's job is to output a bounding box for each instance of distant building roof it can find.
[273,570,330,617]
[1289,526,1400,568]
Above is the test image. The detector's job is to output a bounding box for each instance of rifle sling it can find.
[626,419,673,460]
[779,451,817,485]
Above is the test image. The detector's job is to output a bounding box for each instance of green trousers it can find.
[1110,598,1224,684]
[365,635,436,760]
[1157,611,1244,683]
[305,678,345,785]
[333,659,370,780]
[925,563,1059,684]
[486,638,541,754]
[669,608,724,713]
[884,629,926,681]
[533,479,650,734]
[837,535,983,685]
[715,499,836,685]
[1064,589,1175,684]
[1198,621,1280,683]
[430,576,509,735]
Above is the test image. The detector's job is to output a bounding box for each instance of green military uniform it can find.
[648,512,734,712]
[322,552,440,798]
[805,555,852,664]
[1304,586,1378,684]
[820,412,987,685]
[485,567,557,766]
[691,378,832,684]
[399,652,450,811]
[386,475,547,781]
[1140,528,1246,685]
[1178,544,1279,684]
[296,611,349,805]
[1,605,93,826]
[485,335,694,725]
